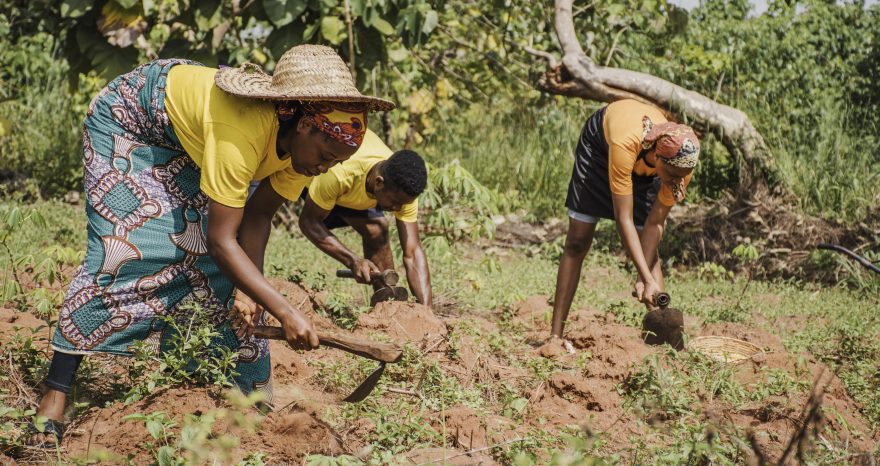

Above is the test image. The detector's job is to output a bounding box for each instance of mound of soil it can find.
[434,406,521,451]
[62,387,343,463]
[512,295,552,329]
[696,322,878,461]
[356,301,447,344]
[2,279,877,463]
[0,308,49,340]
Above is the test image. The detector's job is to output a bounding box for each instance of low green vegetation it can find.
[0,199,878,463]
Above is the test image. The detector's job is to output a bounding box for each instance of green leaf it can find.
[320,16,346,45]
[116,0,140,8]
[60,0,93,18]
[5,207,22,229]
[387,45,408,62]
[142,0,155,15]
[421,10,438,34]
[263,0,308,27]
[361,5,375,26]
[157,445,175,466]
[146,419,163,439]
[193,0,224,31]
[303,21,320,41]
[30,211,47,229]
[371,17,394,35]
[266,21,307,58]
[348,0,364,16]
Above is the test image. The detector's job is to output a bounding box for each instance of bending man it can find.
[299,134,432,306]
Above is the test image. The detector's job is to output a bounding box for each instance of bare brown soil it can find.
[1,284,877,464]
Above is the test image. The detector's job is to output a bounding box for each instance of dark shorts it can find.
[565,106,660,228]
[300,188,385,230]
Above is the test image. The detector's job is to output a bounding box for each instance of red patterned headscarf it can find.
[276,102,367,148]
[641,117,701,169]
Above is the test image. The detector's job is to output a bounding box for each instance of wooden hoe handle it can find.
[253,326,403,363]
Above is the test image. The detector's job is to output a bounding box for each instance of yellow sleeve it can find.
[268,167,311,202]
[607,144,636,196]
[305,172,343,211]
[394,198,419,223]
[199,123,260,207]
[657,171,694,206]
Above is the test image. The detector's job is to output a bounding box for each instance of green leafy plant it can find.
[420,160,498,242]
[124,302,240,404]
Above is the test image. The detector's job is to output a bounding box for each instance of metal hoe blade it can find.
[343,362,386,403]
[369,286,409,306]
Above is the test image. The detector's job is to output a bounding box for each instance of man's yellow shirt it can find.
[307,130,419,223]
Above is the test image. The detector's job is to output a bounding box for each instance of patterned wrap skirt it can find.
[50,59,273,401]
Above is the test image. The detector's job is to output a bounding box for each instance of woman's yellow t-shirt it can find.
[307,130,419,223]
[164,65,309,207]
[603,99,693,206]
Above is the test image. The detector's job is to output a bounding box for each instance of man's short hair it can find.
[382,150,427,197]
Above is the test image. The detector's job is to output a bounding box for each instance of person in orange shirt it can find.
[30,45,393,447]
[551,99,701,340]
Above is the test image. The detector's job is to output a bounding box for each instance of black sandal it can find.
[26,418,63,449]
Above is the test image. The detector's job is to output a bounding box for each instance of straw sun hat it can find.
[215,44,395,111]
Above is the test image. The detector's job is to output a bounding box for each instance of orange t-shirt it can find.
[603,99,693,206]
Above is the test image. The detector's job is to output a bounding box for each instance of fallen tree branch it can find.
[542,0,785,195]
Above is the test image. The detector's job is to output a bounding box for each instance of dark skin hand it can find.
[209,199,319,350]
[550,152,691,339]
[216,115,358,346]
[298,161,432,305]
[299,196,381,282]
[231,179,284,339]
[298,200,432,305]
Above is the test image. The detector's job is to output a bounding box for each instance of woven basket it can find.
[688,336,762,364]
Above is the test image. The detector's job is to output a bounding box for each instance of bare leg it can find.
[344,216,393,290]
[551,218,597,338]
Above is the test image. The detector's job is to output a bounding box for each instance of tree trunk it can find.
[539,0,784,195]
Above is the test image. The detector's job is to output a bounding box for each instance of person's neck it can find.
[365,163,383,195]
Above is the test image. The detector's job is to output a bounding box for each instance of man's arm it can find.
[207,200,318,349]
[298,196,378,282]
[396,219,432,306]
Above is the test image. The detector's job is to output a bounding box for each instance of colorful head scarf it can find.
[641,116,701,169]
[276,102,367,147]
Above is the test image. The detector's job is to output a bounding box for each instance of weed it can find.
[748,368,810,402]
[623,354,696,421]
[124,302,240,404]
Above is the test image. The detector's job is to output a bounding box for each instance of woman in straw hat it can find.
[29,45,393,447]
[549,99,700,343]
